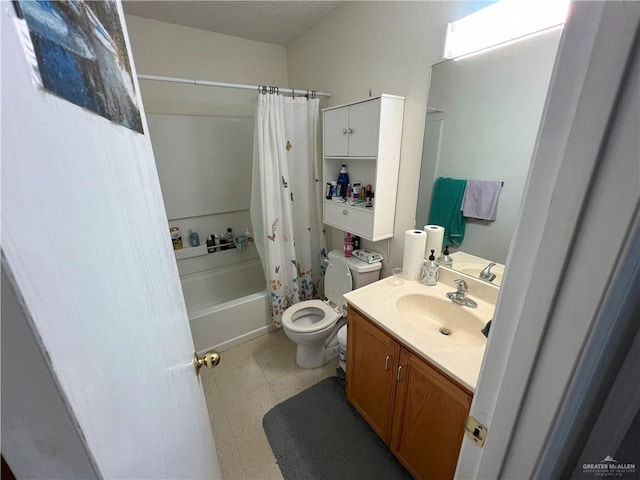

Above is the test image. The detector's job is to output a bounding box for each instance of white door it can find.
[1,3,220,478]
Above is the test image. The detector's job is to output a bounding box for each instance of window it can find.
[444,0,571,59]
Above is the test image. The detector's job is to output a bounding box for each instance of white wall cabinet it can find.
[322,95,405,241]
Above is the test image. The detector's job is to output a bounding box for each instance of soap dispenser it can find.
[422,249,439,286]
[437,245,453,268]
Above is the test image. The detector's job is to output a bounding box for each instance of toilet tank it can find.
[328,249,382,289]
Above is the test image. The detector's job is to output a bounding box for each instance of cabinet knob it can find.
[348,128,353,134]
[342,128,348,134]
[342,209,348,215]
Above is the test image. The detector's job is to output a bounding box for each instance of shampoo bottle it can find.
[422,249,439,286]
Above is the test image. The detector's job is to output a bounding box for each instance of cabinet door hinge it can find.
[464,416,487,447]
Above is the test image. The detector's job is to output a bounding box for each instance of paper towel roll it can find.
[423,225,445,260]
[402,230,427,281]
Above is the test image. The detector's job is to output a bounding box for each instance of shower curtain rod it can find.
[137,74,332,98]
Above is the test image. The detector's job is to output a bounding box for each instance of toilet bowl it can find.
[282,250,381,368]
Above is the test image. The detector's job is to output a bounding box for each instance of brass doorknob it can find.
[194,350,221,375]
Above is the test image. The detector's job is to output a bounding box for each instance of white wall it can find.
[125,14,288,117]
[286,2,482,275]
[417,28,562,263]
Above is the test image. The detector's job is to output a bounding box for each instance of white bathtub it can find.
[178,251,272,352]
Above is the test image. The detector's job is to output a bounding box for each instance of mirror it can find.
[416,27,563,282]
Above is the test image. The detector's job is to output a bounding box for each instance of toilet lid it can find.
[325,257,352,309]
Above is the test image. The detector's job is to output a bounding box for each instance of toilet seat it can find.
[281,300,341,333]
[281,257,353,334]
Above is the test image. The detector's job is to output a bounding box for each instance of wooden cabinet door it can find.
[346,307,399,444]
[323,106,349,156]
[390,348,472,480]
[347,99,380,156]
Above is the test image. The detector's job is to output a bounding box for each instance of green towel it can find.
[428,177,467,247]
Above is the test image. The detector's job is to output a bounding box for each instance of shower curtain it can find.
[250,93,326,327]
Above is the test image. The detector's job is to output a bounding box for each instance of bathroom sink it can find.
[454,263,504,286]
[394,294,487,346]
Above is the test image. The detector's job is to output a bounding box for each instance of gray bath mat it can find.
[263,376,412,480]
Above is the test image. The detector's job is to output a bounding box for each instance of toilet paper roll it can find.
[402,230,427,281]
[423,225,445,260]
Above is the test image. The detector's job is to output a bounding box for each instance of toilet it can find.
[282,249,382,368]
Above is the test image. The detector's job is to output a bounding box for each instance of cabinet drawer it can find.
[323,200,373,238]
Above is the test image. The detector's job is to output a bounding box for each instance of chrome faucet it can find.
[446,279,478,308]
[479,262,497,282]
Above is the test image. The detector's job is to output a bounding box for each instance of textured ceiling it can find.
[122,1,341,46]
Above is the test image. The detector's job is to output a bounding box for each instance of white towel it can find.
[461,180,502,221]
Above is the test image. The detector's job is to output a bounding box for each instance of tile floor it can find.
[200,329,339,479]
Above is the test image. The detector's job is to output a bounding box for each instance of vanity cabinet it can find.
[346,306,472,480]
[322,95,404,241]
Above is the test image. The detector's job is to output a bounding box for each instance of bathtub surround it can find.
[124,16,292,350]
[179,246,270,353]
[144,111,270,351]
[250,94,325,326]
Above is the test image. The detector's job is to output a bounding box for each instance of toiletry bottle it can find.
[189,229,200,247]
[244,227,253,245]
[437,245,453,267]
[325,183,332,199]
[213,234,221,252]
[219,233,228,251]
[226,228,234,247]
[353,183,361,202]
[337,165,349,199]
[353,235,361,251]
[206,236,215,253]
[170,227,182,250]
[422,249,439,286]
[344,232,353,257]
[330,181,338,198]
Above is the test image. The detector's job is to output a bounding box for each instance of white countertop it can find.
[343,267,498,392]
